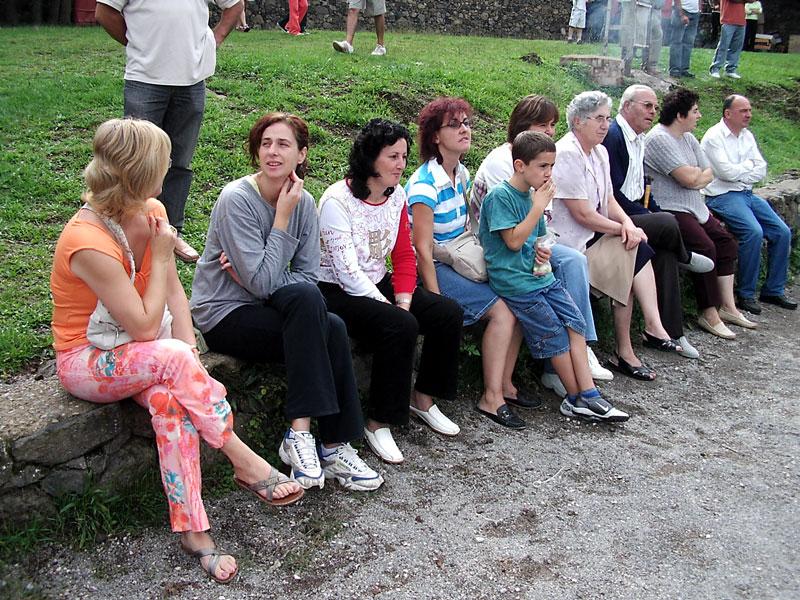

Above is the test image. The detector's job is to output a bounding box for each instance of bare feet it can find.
[181,531,237,583]
[410,390,434,412]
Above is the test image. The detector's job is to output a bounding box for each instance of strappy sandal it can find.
[233,467,304,507]
[181,541,238,584]
[642,331,684,354]
[606,353,656,381]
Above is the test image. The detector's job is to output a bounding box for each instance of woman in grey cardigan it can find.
[191,113,384,493]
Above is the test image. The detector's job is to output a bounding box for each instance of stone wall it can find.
[241,0,571,40]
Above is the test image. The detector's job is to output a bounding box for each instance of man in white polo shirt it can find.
[95,0,243,262]
[701,94,796,314]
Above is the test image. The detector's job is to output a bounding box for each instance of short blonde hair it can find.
[82,118,171,221]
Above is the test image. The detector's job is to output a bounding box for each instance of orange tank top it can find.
[50,199,166,351]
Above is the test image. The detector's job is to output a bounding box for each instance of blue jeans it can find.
[710,23,745,74]
[550,243,597,342]
[124,79,206,231]
[668,9,699,76]
[504,281,587,360]
[706,190,791,299]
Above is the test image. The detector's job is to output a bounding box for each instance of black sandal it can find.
[642,331,683,354]
[606,354,656,381]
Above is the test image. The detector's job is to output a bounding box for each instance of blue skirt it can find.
[435,262,500,326]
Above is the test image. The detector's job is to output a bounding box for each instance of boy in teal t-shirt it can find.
[479,131,629,423]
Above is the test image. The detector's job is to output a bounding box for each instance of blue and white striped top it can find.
[405,158,471,244]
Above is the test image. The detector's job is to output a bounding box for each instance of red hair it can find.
[417,97,473,163]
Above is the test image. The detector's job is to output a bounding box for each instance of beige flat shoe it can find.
[719,308,757,329]
[174,237,200,263]
[697,316,736,340]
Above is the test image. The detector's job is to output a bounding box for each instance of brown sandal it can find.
[181,541,238,584]
[233,467,304,507]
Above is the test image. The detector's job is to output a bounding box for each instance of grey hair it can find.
[619,85,654,114]
[566,91,613,131]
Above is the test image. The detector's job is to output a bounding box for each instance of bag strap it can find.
[82,203,135,283]
[457,164,479,234]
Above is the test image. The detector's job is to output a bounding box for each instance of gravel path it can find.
[4,288,799,600]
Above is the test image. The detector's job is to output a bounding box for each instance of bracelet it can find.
[396,299,411,306]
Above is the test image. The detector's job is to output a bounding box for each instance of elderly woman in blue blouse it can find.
[550,91,682,381]
[406,97,533,430]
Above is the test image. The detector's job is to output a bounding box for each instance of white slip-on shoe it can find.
[697,316,736,339]
[718,308,757,329]
[587,347,614,381]
[409,404,460,436]
[332,40,353,53]
[681,251,715,274]
[541,372,567,398]
[677,335,700,359]
[363,427,403,464]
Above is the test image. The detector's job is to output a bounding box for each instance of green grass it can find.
[0,26,799,376]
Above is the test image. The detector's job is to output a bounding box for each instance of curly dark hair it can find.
[247,112,309,178]
[417,97,473,163]
[659,88,700,126]
[347,118,412,200]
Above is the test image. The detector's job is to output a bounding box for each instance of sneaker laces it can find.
[335,444,368,473]
[291,432,319,470]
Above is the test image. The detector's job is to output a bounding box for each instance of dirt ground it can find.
[3,285,799,600]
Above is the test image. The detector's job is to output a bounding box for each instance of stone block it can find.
[99,437,157,491]
[560,54,624,87]
[11,403,125,466]
[0,441,11,488]
[6,464,47,489]
[120,400,153,438]
[758,174,800,234]
[41,468,91,497]
[0,486,56,524]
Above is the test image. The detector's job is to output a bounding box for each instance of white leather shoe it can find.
[363,427,403,464]
[409,404,460,436]
[587,347,613,381]
[541,372,567,398]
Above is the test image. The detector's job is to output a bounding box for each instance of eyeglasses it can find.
[632,100,660,111]
[441,118,473,130]
[588,115,613,124]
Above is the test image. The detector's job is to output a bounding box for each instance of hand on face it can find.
[532,178,556,211]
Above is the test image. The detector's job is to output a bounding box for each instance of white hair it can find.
[566,91,613,131]
[619,85,654,114]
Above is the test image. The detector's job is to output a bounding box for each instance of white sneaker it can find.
[409,404,460,436]
[363,427,403,464]
[318,443,384,491]
[278,429,324,489]
[727,71,742,79]
[332,40,353,54]
[371,44,386,56]
[587,347,614,381]
[541,372,567,398]
[709,70,721,79]
[677,335,700,359]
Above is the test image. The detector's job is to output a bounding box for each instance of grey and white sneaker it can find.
[371,44,386,56]
[279,429,324,489]
[318,443,384,491]
[541,371,567,398]
[332,40,354,53]
[560,393,629,423]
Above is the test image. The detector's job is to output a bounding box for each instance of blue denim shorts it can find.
[503,280,587,359]
[435,262,499,326]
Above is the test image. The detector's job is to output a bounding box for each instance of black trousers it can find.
[203,282,363,444]
[319,275,463,427]
[630,212,689,340]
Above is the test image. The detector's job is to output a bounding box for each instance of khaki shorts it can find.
[348,0,386,17]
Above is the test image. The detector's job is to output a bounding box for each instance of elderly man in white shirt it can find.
[701,94,796,313]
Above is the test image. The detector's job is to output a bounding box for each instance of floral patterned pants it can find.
[56,339,233,533]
